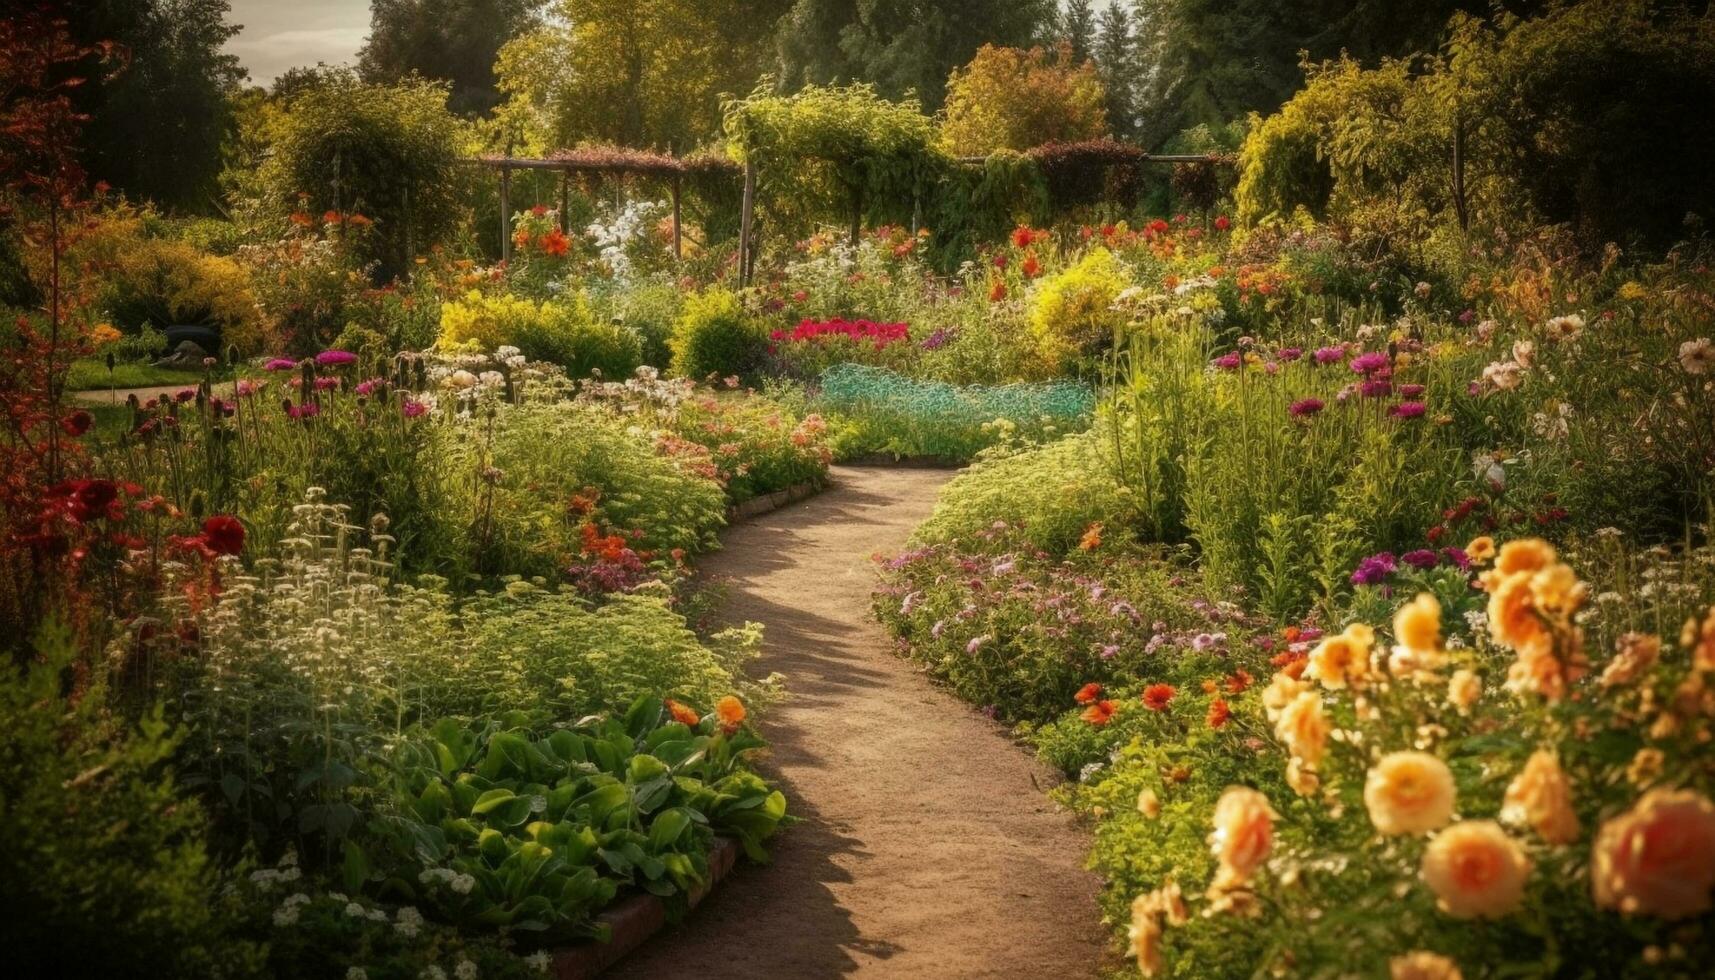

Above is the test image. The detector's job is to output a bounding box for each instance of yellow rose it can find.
[1465,536,1496,564]
[1390,951,1463,980]
[1138,788,1161,819]
[1501,750,1580,845]
[1421,821,1531,919]
[1274,690,1329,767]
[1488,572,1550,657]
[1592,789,1715,920]
[1365,751,1457,835]
[1307,624,1374,689]
[1209,786,1276,888]
[1447,669,1482,714]
[1391,593,1446,675]
[1601,632,1661,688]
[1495,538,1555,576]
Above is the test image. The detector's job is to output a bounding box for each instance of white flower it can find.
[272,904,301,927]
[1545,313,1584,342]
[1481,360,1523,391]
[346,969,369,980]
[455,959,479,980]
[344,902,367,918]
[421,968,447,980]
[1680,337,1714,375]
[525,951,552,973]
[451,873,476,895]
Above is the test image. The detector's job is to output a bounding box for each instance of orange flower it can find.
[665,698,701,727]
[1209,787,1275,889]
[1306,624,1375,689]
[541,227,570,257]
[1021,252,1042,278]
[1225,669,1253,694]
[1010,225,1036,249]
[346,213,373,228]
[715,695,747,733]
[1142,684,1177,711]
[1682,606,1715,672]
[988,280,1007,302]
[1206,698,1231,729]
[1592,788,1715,920]
[1074,682,1103,704]
[1365,751,1457,836]
[1501,750,1580,845]
[1421,821,1531,919]
[1078,522,1104,551]
[1465,535,1496,564]
[1082,699,1118,726]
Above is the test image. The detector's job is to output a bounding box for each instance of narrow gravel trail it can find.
[609,465,1108,979]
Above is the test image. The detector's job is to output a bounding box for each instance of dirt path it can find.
[610,465,1108,979]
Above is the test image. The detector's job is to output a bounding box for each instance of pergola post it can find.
[499,146,513,264]
[558,170,570,234]
[738,160,756,287]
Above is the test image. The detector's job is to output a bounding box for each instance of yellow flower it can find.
[1421,821,1531,919]
[1488,572,1550,658]
[1365,751,1457,836]
[1592,788,1715,920]
[1137,788,1161,819]
[1285,757,1320,797]
[1306,624,1374,689]
[1391,593,1445,675]
[1209,786,1276,889]
[1273,690,1329,767]
[1447,669,1481,714]
[1390,951,1463,980]
[1501,750,1580,845]
[1601,633,1661,688]
[1128,897,1164,977]
[1261,671,1307,721]
[1465,536,1495,564]
[1495,538,1555,576]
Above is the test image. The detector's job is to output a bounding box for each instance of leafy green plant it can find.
[669,288,769,381]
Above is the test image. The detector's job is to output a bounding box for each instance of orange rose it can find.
[1421,821,1531,919]
[1274,690,1329,767]
[715,695,747,733]
[1601,632,1661,688]
[1495,538,1555,576]
[1592,788,1715,920]
[1488,572,1549,657]
[1447,669,1481,714]
[1501,750,1580,845]
[1391,593,1447,675]
[1682,606,1715,672]
[1365,752,1457,836]
[1209,787,1276,888]
[1306,624,1374,689]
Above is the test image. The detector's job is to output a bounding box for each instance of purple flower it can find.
[315,349,357,366]
[1390,401,1427,419]
[1350,351,1391,375]
[1288,398,1325,417]
[920,327,953,351]
[401,398,428,418]
[1099,644,1119,660]
[1277,347,1303,362]
[1212,351,1243,371]
[1441,547,1471,571]
[1402,549,1439,569]
[1360,379,1393,398]
[1399,383,1426,397]
[264,357,298,371]
[1351,552,1398,586]
[1313,345,1346,364]
[966,635,990,654]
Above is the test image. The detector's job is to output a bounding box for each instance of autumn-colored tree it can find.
[939,44,1109,156]
[495,0,790,151]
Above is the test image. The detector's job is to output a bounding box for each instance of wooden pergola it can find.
[469,143,1231,285]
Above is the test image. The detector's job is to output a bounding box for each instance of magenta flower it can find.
[235,379,262,397]
[315,349,357,366]
[1441,547,1471,571]
[1399,383,1426,397]
[355,378,384,397]
[1351,552,1398,586]
[1360,380,1393,398]
[401,398,428,418]
[1401,549,1439,569]
[1313,346,1345,364]
[1349,351,1391,375]
[1288,398,1324,417]
[264,357,297,371]
[1389,401,1427,419]
[1212,351,1243,370]
[1277,347,1303,362]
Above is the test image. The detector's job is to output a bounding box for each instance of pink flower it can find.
[315,349,357,367]
[401,398,429,418]
[1288,398,1325,417]
[1350,351,1391,375]
[1390,401,1427,419]
[264,357,298,371]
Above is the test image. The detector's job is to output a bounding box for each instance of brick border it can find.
[549,837,741,979]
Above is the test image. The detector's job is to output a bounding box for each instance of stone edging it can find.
[839,453,966,469]
[549,836,741,978]
[725,477,826,522]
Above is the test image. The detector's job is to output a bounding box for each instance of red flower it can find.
[1141,683,1177,711]
[1206,698,1231,728]
[1214,215,1231,231]
[1010,225,1036,249]
[540,228,570,257]
[51,479,120,523]
[1021,252,1041,279]
[992,252,1008,270]
[988,280,1007,302]
[1225,669,1254,694]
[1081,699,1117,726]
[201,515,245,556]
[59,410,93,436]
[1074,682,1103,704]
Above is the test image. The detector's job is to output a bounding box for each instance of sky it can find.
[224,0,372,86]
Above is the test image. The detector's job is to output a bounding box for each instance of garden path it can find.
[609,465,1108,979]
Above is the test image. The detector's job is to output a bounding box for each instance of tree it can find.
[60,0,247,213]
[1058,0,1097,65]
[939,44,1109,155]
[496,0,790,150]
[1094,1,1137,138]
[358,0,546,117]
[776,0,1057,111]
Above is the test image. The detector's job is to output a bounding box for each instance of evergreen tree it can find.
[1059,0,1098,65]
[1094,1,1136,138]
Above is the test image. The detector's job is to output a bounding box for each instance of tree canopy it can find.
[358,0,548,117]
[940,44,1109,156]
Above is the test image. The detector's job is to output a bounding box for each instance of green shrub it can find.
[3,623,246,976]
[669,288,769,380]
[1027,246,1131,369]
[599,278,683,370]
[438,290,641,378]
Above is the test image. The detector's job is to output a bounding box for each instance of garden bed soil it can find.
[604,465,1108,978]
[549,837,740,980]
[725,477,826,522]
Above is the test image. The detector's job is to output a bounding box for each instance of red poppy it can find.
[1141,683,1176,711]
[1081,699,1117,726]
[1074,682,1103,704]
[1021,252,1041,279]
[1214,215,1232,231]
[1010,225,1036,249]
[52,479,120,523]
[201,515,245,556]
[60,409,93,436]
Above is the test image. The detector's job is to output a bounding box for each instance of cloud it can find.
[225,1,372,85]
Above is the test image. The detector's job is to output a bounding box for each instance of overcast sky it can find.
[225,0,372,86]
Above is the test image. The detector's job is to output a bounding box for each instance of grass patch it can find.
[66,358,207,391]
